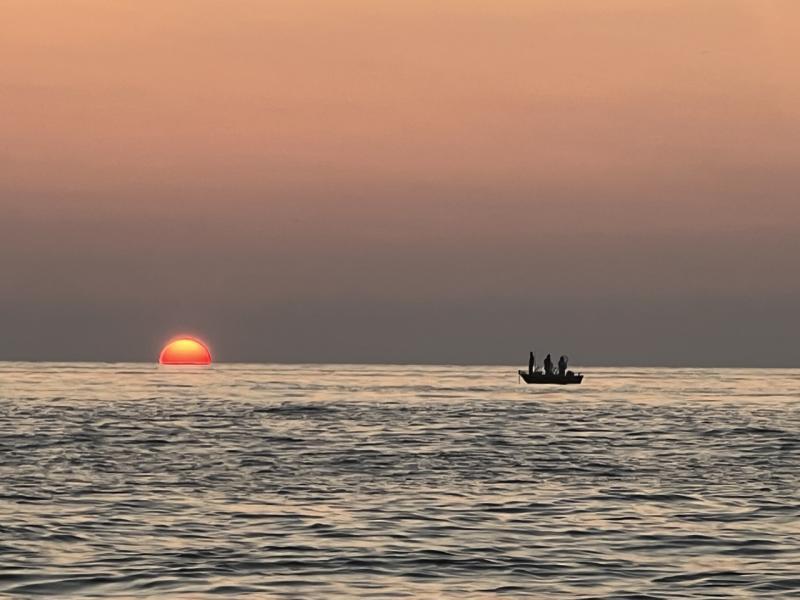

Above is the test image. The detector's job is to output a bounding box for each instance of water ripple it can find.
[1,364,799,598]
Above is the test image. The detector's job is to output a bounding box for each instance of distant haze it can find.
[1,0,799,366]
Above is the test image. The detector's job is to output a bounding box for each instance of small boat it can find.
[518,370,583,385]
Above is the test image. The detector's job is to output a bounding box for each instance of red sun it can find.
[159,337,212,365]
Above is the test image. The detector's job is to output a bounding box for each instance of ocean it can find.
[1,363,799,598]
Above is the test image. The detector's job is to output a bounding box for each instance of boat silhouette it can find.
[518,370,583,385]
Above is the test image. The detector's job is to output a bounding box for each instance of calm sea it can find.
[1,363,799,598]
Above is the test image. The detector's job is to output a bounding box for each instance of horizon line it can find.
[0,359,797,369]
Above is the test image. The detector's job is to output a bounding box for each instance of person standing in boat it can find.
[544,354,553,375]
[528,352,535,375]
[558,355,568,376]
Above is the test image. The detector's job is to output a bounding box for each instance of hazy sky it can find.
[2,0,798,365]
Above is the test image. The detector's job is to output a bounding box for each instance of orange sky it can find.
[1,1,798,363]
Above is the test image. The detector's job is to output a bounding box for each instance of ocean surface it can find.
[1,363,799,599]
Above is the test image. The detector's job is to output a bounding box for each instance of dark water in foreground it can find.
[1,364,800,598]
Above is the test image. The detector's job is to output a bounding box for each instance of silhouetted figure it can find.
[528,352,535,375]
[544,354,553,375]
[558,355,568,376]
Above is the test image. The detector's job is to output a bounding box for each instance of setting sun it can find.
[159,337,212,365]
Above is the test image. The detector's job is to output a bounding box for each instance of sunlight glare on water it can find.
[1,364,799,598]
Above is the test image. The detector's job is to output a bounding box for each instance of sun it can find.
[159,336,212,365]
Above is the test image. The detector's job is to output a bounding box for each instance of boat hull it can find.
[518,370,583,385]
